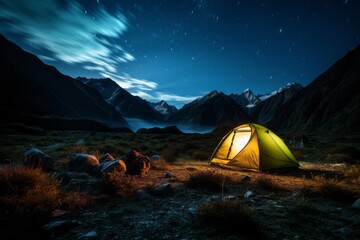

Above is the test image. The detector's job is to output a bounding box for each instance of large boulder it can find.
[23,147,54,172]
[68,153,99,174]
[122,149,151,175]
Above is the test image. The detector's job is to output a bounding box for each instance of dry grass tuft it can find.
[103,171,141,197]
[343,164,360,184]
[0,166,60,215]
[198,200,265,238]
[186,171,228,192]
[0,166,60,239]
[255,174,291,192]
[60,191,94,214]
[151,159,170,170]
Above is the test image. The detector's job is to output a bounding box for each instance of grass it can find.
[255,174,292,192]
[102,171,141,197]
[197,200,265,238]
[186,170,228,192]
[161,147,179,162]
[0,166,60,239]
[0,166,60,214]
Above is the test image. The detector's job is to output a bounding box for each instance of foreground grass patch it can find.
[0,166,60,239]
[186,171,229,192]
[197,200,265,238]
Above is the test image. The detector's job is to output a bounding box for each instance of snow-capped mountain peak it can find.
[148,100,178,115]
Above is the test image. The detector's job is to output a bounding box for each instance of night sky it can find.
[1,0,360,108]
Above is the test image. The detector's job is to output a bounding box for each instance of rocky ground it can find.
[0,131,360,239]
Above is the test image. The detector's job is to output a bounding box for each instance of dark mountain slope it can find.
[77,77,120,100]
[0,35,127,128]
[109,88,163,121]
[251,83,303,124]
[269,46,360,135]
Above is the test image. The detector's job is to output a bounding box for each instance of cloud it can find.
[100,72,158,91]
[0,0,133,73]
[0,0,200,108]
[132,91,200,104]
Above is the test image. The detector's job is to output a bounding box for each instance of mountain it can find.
[168,90,251,127]
[269,46,360,135]
[229,88,261,108]
[258,82,303,101]
[0,35,128,128]
[148,100,178,115]
[109,88,163,121]
[77,77,120,100]
[250,82,303,124]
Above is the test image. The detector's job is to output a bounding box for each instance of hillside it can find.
[269,45,360,135]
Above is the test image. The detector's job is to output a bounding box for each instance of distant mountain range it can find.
[1,34,359,135]
[168,90,251,128]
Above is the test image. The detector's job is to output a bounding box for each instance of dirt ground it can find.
[0,131,359,239]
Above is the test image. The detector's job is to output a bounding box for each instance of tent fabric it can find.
[210,123,299,170]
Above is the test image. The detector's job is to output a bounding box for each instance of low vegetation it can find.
[186,170,229,192]
[0,131,359,239]
[197,200,265,238]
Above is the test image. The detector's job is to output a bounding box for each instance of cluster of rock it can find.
[23,147,151,176]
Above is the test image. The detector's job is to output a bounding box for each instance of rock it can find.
[23,147,54,172]
[244,191,253,198]
[68,153,99,174]
[222,195,237,200]
[67,178,103,195]
[42,220,82,236]
[240,175,250,182]
[123,149,151,175]
[161,172,174,178]
[151,154,160,161]
[97,159,126,175]
[188,207,197,214]
[352,198,360,209]
[0,159,12,165]
[333,226,354,236]
[153,183,172,193]
[99,153,115,163]
[84,230,98,238]
[57,172,92,185]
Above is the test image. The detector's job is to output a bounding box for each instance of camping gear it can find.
[210,123,299,170]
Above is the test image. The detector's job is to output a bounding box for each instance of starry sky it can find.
[1,0,360,108]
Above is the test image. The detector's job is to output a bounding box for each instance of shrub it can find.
[326,145,360,164]
[186,171,227,192]
[316,181,359,203]
[191,150,209,161]
[197,200,264,238]
[343,165,360,184]
[161,147,179,162]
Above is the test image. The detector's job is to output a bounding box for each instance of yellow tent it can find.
[210,123,299,170]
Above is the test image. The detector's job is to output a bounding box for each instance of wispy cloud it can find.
[0,0,132,73]
[0,0,200,108]
[100,72,158,91]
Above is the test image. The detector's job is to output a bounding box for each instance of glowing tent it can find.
[210,123,299,171]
